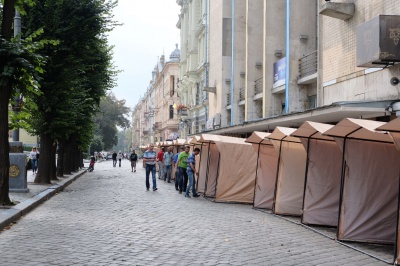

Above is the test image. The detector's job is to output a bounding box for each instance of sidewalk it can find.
[0,164,88,231]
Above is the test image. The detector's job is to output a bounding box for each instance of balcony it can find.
[298,51,318,84]
[226,92,231,108]
[254,77,263,95]
[239,87,245,106]
[178,108,188,117]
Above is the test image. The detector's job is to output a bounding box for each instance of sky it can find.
[107,0,181,111]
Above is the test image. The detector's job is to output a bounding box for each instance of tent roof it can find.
[245,131,273,145]
[161,141,173,146]
[173,139,186,145]
[198,134,221,143]
[267,127,301,143]
[190,135,202,145]
[324,118,391,143]
[215,136,248,145]
[376,118,400,133]
[291,121,334,141]
[185,138,193,145]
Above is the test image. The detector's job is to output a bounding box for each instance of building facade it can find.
[131,46,181,148]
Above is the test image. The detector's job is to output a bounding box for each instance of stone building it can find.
[176,0,209,138]
[186,0,400,136]
[131,46,181,148]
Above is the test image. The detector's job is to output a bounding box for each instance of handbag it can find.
[26,159,32,170]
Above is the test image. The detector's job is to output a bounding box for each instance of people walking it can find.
[143,144,157,191]
[177,146,190,194]
[174,146,185,191]
[163,146,174,183]
[112,151,117,167]
[29,147,40,175]
[117,150,123,167]
[185,147,201,198]
[157,147,164,179]
[130,150,138,172]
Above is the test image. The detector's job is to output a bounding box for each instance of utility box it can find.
[9,142,29,193]
[356,15,400,67]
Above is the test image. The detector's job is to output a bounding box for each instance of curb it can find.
[0,170,86,231]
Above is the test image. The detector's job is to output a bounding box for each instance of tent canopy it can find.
[245,132,273,145]
[173,139,186,145]
[376,118,400,132]
[291,121,335,141]
[190,136,202,145]
[267,127,300,143]
[185,138,193,145]
[324,118,391,143]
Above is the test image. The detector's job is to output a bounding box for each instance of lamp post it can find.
[12,9,22,141]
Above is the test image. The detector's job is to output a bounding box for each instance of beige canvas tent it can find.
[197,134,222,197]
[214,137,258,203]
[267,127,307,216]
[245,132,278,209]
[324,118,400,244]
[376,118,400,264]
[170,139,186,180]
[292,121,342,227]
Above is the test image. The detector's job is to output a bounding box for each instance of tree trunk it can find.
[50,140,57,180]
[56,138,65,177]
[71,134,79,172]
[63,138,72,175]
[34,133,52,184]
[0,0,17,205]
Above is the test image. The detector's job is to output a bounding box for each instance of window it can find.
[308,95,317,109]
[170,76,175,97]
[169,105,174,119]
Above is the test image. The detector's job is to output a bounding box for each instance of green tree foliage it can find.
[94,92,130,150]
[20,0,119,183]
[0,0,51,205]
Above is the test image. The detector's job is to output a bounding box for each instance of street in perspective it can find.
[0,160,391,265]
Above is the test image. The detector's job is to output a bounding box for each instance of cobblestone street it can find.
[0,159,390,265]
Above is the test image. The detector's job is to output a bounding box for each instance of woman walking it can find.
[29,147,40,175]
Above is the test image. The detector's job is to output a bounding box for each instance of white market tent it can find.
[291,121,342,227]
[267,127,307,216]
[324,118,400,244]
[245,132,278,209]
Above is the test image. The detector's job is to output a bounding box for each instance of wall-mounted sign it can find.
[273,57,286,88]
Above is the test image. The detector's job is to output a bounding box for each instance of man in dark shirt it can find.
[112,151,117,167]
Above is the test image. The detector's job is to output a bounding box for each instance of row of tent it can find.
[153,118,400,264]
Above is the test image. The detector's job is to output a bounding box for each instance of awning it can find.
[206,100,393,135]
[267,127,300,143]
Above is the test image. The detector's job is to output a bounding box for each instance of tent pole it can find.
[252,142,262,208]
[204,142,211,197]
[336,127,361,240]
[196,143,204,191]
[301,132,317,224]
[272,138,285,213]
[393,168,400,265]
[213,149,221,198]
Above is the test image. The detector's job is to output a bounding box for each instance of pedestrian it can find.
[29,147,40,175]
[185,147,201,198]
[94,151,98,161]
[156,147,164,179]
[177,146,190,194]
[174,146,185,191]
[117,150,123,167]
[112,150,117,167]
[143,144,157,191]
[163,146,174,183]
[130,150,138,172]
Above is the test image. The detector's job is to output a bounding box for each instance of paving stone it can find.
[0,160,391,265]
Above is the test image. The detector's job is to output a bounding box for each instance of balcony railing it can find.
[227,92,231,106]
[239,86,245,101]
[299,51,317,79]
[254,77,263,95]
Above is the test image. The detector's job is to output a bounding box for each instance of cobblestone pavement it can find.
[0,159,390,265]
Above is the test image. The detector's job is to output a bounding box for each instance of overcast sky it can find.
[107,0,181,111]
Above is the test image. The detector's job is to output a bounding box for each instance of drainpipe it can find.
[203,0,210,128]
[230,0,235,126]
[285,0,290,114]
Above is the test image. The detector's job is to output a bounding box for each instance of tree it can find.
[0,0,47,205]
[21,0,118,183]
[94,92,130,150]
